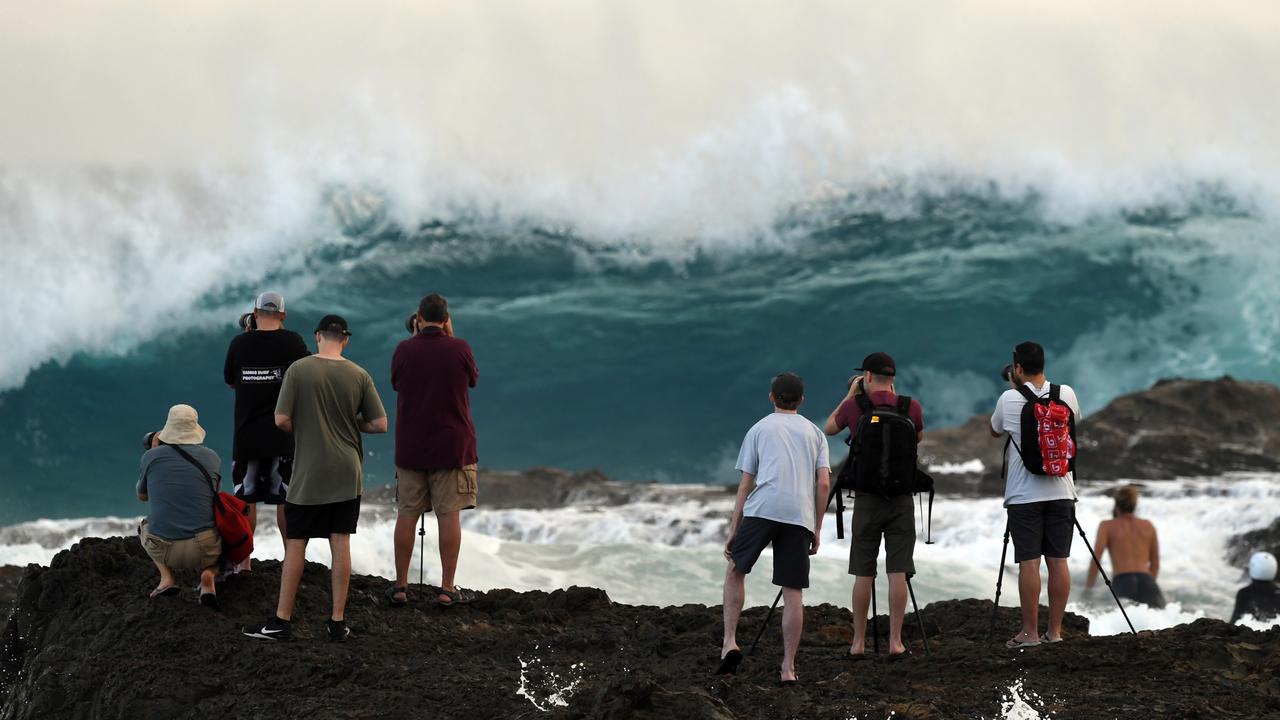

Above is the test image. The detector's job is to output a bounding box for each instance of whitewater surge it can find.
[4,476,1276,634]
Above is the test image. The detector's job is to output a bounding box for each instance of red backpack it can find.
[1012,384,1076,477]
[169,445,255,563]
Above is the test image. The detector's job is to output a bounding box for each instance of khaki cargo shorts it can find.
[396,464,478,516]
[138,520,222,570]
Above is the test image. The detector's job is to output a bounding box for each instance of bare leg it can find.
[1015,558,1042,641]
[780,588,803,682]
[887,572,908,654]
[850,576,872,654]
[199,566,217,595]
[721,563,746,658]
[275,505,288,549]
[329,534,352,622]
[274,538,308,621]
[149,560,176,596]
[436,510,462,600]
[248,503,258,534]
[393,513,418,599]
[1045,557,1070,640]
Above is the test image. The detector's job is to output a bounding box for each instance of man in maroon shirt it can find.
[823,352,925,658]
[388,293,479,607]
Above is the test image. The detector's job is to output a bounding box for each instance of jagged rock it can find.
[2,539,1277,719]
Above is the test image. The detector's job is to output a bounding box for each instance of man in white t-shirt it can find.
[990,341,1082,648]
[717,372,831,684]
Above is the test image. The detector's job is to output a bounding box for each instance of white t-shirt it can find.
[990,381,1083,507]
[735,412,831,533]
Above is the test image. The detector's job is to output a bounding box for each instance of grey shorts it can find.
[848,493,916,577]
[730,517,812,589]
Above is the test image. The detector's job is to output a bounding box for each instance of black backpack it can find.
[830,394,935,541]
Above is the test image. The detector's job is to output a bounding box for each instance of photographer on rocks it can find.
[387,293,480,607]
[223,291,309,554]
[823,352,925,658]
[718,373,830,684]
[990,341,1082,648]
[243,315,387,643]
[137,404,223,608]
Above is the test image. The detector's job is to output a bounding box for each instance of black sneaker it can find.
[326,619,351,643]
[242,616,291,641]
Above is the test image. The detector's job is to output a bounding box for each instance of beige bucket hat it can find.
[156,404,206,445]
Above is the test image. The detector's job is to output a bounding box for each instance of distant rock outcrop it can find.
[920,377,1280,495]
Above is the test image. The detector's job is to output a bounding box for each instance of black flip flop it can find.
[715,649,744,675]
[847,652,870,661]
[888,650,913,662]
[199,592,220,610]
[780,676,800,687]
[384,585,408,607]
[150,585,179,598]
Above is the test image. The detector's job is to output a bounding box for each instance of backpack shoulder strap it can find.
[167,444,219,493]
[854,393,873,413]
[1014,384,1039,404]
[1049,383,1061,402]
[896,396,912,414]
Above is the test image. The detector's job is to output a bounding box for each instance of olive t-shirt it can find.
[275,355,386,505]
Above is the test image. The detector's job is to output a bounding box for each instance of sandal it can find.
[149,584,179,599]
[715,649,744,675]
[1039,634,1064,644]
[1006,636,1041,649]
[384,585,408,608]
[437,587,476,606]
[199,592,220,610]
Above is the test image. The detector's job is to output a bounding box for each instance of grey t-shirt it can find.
[991,381,1083,506]
[136,444,219,539]
[735,412,831,534]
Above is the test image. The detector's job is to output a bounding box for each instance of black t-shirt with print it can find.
[223,329,311,460]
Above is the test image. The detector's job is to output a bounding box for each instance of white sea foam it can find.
[4,476,1277,635]
[929,459,986,475]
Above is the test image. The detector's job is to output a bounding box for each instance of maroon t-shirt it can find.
[391,328,479,470]
[835,390,925,436]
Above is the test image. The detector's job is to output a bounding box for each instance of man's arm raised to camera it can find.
[723,472,756,561]
[823,380,862,436]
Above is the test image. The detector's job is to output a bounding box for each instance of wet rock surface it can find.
[3,538,1278,719]
[920,376,1280,494]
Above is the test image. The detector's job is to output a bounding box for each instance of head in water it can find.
[1114,485,1140,514]
[1249,551,1278,582]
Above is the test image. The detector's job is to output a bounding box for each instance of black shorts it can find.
[1007,500,1075,563]
[848,493,916,577]
[1112,573,1167,609]
[730,517,812,589]
[284,496,361,539]
[231,457,292,505]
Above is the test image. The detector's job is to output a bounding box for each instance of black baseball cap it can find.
[856,352,896,377]
[316,314,352,337]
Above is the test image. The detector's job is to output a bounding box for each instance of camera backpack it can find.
[1010,383,1076,477]
[830,394,935,541]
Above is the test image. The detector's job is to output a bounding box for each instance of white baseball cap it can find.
[255,291,285,312]
[1249,551,1278,582]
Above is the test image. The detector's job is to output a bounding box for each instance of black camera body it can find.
[1001,363,1014,382]
[239,312,257,332]
[405,314,418,336]
[142,431,158,451]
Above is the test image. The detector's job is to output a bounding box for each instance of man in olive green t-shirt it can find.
[243,314,387,643]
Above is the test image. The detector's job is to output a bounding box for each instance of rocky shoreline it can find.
[2,538,1278,720]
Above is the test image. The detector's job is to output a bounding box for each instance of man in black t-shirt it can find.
[223,291,310,550]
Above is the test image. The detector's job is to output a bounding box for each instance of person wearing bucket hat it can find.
[244,314,387,643]
[136,404,223,608]
[223,291,310,554]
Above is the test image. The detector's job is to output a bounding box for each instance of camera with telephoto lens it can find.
[405,314,418,336]
[142,431,158,450]
[239,312,257,332]
[1001,363,1014,382]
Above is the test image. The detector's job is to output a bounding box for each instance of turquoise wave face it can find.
[2,191,1276,524]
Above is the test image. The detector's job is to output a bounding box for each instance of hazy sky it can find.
[2,0,1278,176]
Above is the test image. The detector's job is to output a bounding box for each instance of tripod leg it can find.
[907,575,930,656]
[418,514,426,588]
[748,589,784,656]
[871,575,879,655]
[1074,517,1137,635]
[989,521,1011,640]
